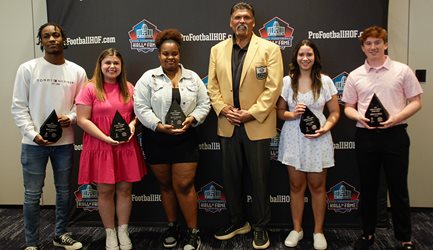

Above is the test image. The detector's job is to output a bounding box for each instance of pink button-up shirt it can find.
[342,56,423,128]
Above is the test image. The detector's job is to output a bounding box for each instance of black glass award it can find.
[165,100,186,129]
[299,106,321,134]
[40,109,62,142]
[365,93,389,127]
[110,111,131,142]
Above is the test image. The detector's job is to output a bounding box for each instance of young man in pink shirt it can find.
[342,26,422,250]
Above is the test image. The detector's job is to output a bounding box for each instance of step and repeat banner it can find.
[47,0,388,229]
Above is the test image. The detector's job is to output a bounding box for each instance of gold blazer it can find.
[208,33,283,140]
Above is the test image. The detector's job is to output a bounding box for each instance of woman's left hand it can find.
[177,116,196,133]
[304,127,328,139]
[126,122,136,142]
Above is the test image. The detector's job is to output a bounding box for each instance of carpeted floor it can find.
[1,206,432,249]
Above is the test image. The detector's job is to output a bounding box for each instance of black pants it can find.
[355,124,412,241]
[220,125,271,229]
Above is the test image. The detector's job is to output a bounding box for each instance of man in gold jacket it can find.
[207,2,283,249]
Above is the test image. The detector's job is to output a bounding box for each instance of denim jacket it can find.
[134,64,211,131]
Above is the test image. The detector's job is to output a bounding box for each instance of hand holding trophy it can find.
[110,111,132,142]
[299,106,321,134]
[40,109,63,142]
[165,98,186,129]
[365,93,389,127]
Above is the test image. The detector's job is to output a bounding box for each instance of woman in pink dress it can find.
[76,48,146,250]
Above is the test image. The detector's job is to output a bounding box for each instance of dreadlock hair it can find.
[36,22,68,51]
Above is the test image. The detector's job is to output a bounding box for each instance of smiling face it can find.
[230,8,255,39]
[158,41,180,73]
[40,25,64,55]
[297,45,315,72]
[361,37,388,62]
[101,55,121,83]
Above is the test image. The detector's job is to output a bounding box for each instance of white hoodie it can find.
[11,57,87,145]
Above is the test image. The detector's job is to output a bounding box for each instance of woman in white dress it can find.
[277,40,340,250]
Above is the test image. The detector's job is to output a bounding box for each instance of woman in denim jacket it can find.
[134,29,210,250]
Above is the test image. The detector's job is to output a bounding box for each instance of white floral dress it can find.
[277,74,337,172]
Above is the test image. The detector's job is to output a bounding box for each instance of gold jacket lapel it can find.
[240,34,259,87]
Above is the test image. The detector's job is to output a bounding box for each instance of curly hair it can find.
[155,29,182,50]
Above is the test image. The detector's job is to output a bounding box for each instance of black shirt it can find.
[232,40,249,109]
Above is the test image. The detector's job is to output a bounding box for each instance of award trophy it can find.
[40,109,62,142]
[299,106,321,134]
[165,99,186,129]
[365,93,389,127]
[110,111,131,142]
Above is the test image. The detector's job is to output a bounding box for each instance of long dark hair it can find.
[289,39,322,102]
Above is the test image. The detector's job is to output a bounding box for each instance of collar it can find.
[152,64,193,80]
[364,56,391,72]
[232,33,253,49]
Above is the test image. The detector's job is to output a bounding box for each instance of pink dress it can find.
[76,82,146,184]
